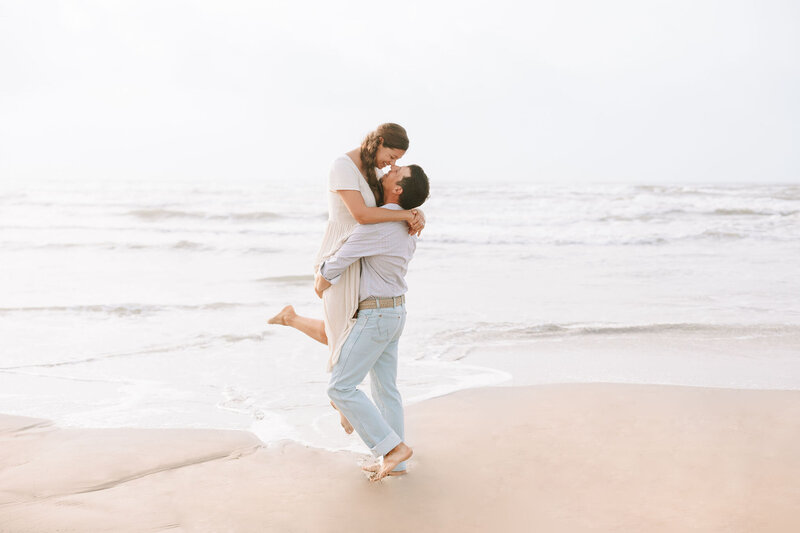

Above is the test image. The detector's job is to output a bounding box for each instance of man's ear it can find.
[393,185,404,197]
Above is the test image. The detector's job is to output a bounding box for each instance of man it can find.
[314,164,429,482]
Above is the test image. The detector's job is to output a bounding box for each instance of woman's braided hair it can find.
[359,123,409,205]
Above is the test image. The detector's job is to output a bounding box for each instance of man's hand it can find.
[315,273,332,298]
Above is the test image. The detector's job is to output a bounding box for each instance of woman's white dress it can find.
[314,155,382,372]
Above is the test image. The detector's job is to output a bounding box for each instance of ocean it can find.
[1,178,799,454]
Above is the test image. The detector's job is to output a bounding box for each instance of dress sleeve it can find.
[328,158,361,192]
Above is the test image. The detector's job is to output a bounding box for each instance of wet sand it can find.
[1,383,799,532]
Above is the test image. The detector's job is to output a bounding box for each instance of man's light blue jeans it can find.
[327,303,408,472]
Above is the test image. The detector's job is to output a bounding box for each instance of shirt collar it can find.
[381,203,403,210]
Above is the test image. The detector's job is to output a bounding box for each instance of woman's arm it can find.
[337,190,414,225]
[337,191,426,235]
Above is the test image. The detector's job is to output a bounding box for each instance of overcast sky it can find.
[1,0,798,184]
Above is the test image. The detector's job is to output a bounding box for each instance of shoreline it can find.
[2,382,799,532]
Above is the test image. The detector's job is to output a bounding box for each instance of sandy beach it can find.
[3,0,799,530]
[2,382,798,532]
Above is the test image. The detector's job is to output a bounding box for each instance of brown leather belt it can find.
[358,295,405,310]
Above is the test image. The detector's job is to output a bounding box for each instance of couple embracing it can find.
[268,123,430,481]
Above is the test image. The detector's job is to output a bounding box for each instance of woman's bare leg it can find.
[267,306,353,430]
[330,401,354,434]
[267,305,327,345]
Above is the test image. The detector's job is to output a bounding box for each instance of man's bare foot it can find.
[330,401,353,434]
[362,462,407,477]
[267,305,295,326]
[370,443,413,482]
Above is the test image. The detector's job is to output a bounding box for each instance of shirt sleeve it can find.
[328,158,361,192]
[319,224,385,284]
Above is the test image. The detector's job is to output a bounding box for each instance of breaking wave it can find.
[0,302,259,316]
[429,322,800,345]
[126,209,283,222]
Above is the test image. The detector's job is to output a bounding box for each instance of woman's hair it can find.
[359,123,409,205]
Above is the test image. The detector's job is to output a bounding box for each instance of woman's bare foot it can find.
[266,308,327,344]
[330,401,354,434]
[370,443,413,482]
[267,305,296,325]
[361,463,407,477]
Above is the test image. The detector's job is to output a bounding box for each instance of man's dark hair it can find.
[397,164,430,210]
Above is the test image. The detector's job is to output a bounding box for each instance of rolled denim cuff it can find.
[371,431,402,458]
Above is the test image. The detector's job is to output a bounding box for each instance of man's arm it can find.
[315,224,386,296]
[314,273,331,298]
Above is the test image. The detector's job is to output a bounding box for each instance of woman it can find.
[268,123,424,434]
